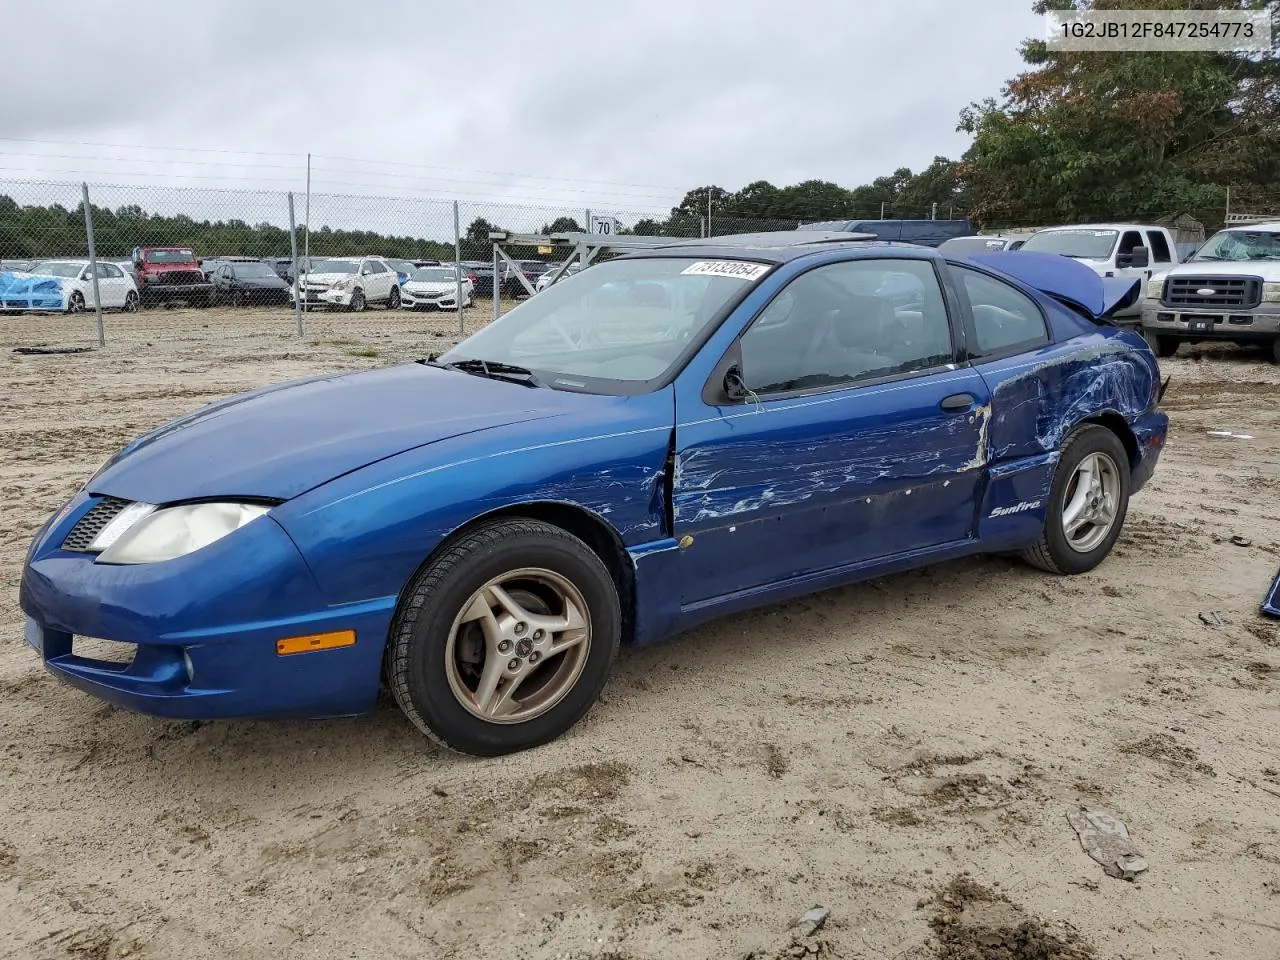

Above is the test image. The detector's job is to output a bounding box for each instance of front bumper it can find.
[402,292,462,309]
[1141,301,1280,340]
[19,496,391,720]
[140,282,210,302]
[292,288,351,308]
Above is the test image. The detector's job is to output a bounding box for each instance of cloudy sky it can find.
[2,0,1041,232]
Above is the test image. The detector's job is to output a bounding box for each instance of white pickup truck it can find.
[1017,223,1181,320]
[1140,219,1280,363]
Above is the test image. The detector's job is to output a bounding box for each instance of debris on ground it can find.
[794,906,830,934]
[744,906,832,958]
[1199,611,1228,629]
[1231,535,1253,547]
[12,346,96,355]
[929,875,1096,959]
[1263,571,1280,620]
[1208,429,1255,440]
[1066,808,1148,880]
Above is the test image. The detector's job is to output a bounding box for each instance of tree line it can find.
[2,0,1277,261]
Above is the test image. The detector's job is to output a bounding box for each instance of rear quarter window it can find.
[954,266,1050,358]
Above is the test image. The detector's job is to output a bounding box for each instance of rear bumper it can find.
[19,505,390,720]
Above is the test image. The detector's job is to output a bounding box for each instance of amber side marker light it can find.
[276,630,356,656]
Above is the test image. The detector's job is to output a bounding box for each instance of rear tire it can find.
[1020,425,1131,575]
[66,291,85,314]
[122,291,138,313]
[230,289,243,308]
[385,519,621,756]
[1144,330,1179,358]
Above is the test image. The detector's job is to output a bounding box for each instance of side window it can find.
[955,267,1049,357]
[100,263,122,279]
[1118,230,1143,257]
[366,260,386,274]
[739,259,954,396]
[1146,230,1172,263]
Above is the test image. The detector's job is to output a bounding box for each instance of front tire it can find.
[387,286,401,309]
[1021,425,1130,575]
[1144,330,1179,358]
[66,291,85,314]
[122,291,138,313]
[348,289,366,313]
[385,519,621,756]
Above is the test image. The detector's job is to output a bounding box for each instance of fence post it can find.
[492,240,500,325]
[303,153,311,316]
[288,192,303,337]
[931,202,937,220]
[880,201,886,219]
[81,183,105,347]
[453,200,464,336]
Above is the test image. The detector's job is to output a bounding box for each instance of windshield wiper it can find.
[424,356,545,388]
[1194,255,1228,261]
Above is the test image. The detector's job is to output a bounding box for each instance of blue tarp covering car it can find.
[0,271,66,311]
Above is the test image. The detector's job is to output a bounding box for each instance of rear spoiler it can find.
[967,251,1140,321]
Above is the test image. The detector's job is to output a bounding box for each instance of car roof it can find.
[1222,221,1280,231]
[620,231,919,265]
[1034,223,1162,232]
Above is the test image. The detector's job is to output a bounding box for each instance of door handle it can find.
[940,393,975,412]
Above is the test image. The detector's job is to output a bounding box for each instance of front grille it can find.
[1165,276,1262,309]
[152,271,201,286]
[62,496,130,552]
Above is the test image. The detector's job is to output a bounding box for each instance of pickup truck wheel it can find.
[1021,425,1130,576]
[385,519,620,756]
[122,291,138,312]
[1143,330,1179,358]
[1272,338,1280,365]
[387,286,401,309]
[348,289,366,313]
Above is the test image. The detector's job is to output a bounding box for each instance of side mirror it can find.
[1120,245,1149,268]
[723,365,749,402]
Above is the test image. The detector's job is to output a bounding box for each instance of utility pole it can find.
[706,187,713,238]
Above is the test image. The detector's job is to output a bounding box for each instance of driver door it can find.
[672,257,990,606]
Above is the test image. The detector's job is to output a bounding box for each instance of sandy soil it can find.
[2,306,1279,960]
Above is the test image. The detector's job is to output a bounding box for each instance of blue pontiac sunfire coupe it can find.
[21,232,1168,756]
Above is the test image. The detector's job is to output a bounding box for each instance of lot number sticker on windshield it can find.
[681,260,770,282]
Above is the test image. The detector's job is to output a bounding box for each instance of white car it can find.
[534,262,583,292]
[292,256,400,311]
[400,265,473,310]
[25,259,140,313]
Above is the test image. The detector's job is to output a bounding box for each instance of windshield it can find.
[385,259,415,274]
[1020,229,1118,259]
[438,256,766,393]
[31,261,83,278]
[939,236,1010,255]
[235,262,277,278]
[145,249,196,264]
[1194,228,1280,261]
[410,267,456,282]
[308,259,358,274]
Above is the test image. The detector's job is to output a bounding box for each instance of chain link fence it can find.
[2,176,1274,354]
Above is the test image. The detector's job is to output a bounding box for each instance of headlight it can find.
[1145,277,1166,300]
[1263,282,1280,303]
[332,278,354,291]
[95,502,271,564]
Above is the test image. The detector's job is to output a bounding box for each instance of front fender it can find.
[273,390,674,605]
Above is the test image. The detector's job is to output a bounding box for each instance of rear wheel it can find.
[122,291,138,312]
[1021,425,1130,575]
[230,289,243,307]
[66,291,85,314]
[1144,330,1179,358]
[387,286,401,309]
[385,519,620,756]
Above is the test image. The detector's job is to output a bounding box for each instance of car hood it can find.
[236,275,289,288]
[145,264,201,272]
[1161,260,1278,279]
[89,363,583,503]
[970,251,1139,320]
[301,272,356,285]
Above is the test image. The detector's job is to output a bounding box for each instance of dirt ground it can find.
[2,305,1279,960]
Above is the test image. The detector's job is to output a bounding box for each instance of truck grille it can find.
[62,496,130,552]
[1165,276,1261,309]
[152,271,201,286]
